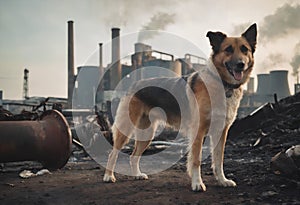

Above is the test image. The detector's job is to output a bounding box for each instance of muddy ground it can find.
[1,94,300,204]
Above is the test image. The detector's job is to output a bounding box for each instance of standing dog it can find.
[103,24,257,191]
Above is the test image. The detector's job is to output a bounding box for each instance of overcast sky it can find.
[0,0,299,99]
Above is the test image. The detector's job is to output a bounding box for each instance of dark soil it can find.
[0,148,299,205]
[1,94,300,205]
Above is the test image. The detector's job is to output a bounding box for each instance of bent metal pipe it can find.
[0,110,72,170]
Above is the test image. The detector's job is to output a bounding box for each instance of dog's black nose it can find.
[236,61,245,70]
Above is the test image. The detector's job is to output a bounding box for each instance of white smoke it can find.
[232,3,300,76]
[138,12,176,42]
[290,41,300,76]
[99,0,179,28]
[260,3,300,41]
[232,3,300,41]
[261,53,287,69]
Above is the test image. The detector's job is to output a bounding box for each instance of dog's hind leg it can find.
[130,140,151,180]
[103,127,130,183]
[130,115,156,180]
[211,126,236,187]
[103,96,143,183]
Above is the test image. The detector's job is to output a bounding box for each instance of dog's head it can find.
[206,24,257,85]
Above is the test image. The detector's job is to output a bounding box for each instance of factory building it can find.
[239,70,291,117]
[1,20,297,119]
[66,21,295,117]
[69,24,206,109]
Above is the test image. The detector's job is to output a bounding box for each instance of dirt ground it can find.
[0,136,299,205]
[1,94,300,205]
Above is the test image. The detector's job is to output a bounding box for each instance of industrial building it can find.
[67,21,295,118]
[69,22,206,110]
[1,20,298,118]
[239,70,292,116]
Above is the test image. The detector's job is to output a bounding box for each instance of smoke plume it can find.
[232,4,300,42]
[138,12,176,42]
[290,41,300,76]
[260,3,300,41]
[232,3,300,76]
[232,22,252,36]
[100,0,178,28]
[262,53,286,69]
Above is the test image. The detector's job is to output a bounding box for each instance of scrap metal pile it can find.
[228,92,300,179]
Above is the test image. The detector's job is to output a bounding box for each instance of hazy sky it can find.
[0,0,299,99]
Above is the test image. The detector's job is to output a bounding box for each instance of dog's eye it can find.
[240,45,248,53]
[224,46,234,53]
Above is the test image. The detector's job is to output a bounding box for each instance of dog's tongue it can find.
[233,70,243,81]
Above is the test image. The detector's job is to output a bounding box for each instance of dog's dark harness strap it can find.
[222,80,242,98]
[222,80,241,89]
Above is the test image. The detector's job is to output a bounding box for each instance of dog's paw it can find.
[218,178,236,187]
[103,174,116,183]
[134,173,148,180]
[192,181,207,192]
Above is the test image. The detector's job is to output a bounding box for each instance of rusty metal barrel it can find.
[0,110,72,169]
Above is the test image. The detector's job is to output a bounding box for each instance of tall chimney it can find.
[98,43,104,92]
[99,43,103,70]
[110,28,121,90]
[67,20,75,108]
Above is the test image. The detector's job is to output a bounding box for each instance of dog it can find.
[103,23,257,192]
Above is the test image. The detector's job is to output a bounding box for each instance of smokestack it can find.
[0,90,3,106]
[67,20,75,108]
[256,74,270,96]
[23,68,29,99]
[269,70,291,99]
[110,28,121,89]
[99,43,103,69]
[98,43,104,92]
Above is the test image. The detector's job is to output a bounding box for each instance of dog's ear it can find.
[206,31,227,53]
[241,23,257,53]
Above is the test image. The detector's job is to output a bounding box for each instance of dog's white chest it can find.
[225,88,243,126]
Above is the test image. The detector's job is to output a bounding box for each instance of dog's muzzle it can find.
[225,60,245,81]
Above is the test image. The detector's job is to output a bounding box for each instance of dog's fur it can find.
[103,24,257,191]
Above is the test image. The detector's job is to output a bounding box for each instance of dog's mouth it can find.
[225,62,244,81]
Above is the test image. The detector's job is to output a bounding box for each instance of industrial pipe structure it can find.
[110,28,121,90]
[0,110,72,169]
[68,20,75,108]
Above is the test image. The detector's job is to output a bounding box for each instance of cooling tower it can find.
[75,66,100,108]
[269,70,290,99]
[256,74,270,95]
[247,77,254,93]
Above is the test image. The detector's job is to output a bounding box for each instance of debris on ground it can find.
[0,93,300,204]
[270,145,300,179]
[19,169,51,179]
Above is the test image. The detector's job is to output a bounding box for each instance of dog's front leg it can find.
[211,126,236,187]
[187,130,207,192]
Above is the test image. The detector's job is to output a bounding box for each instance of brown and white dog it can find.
[103,23,257,192]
